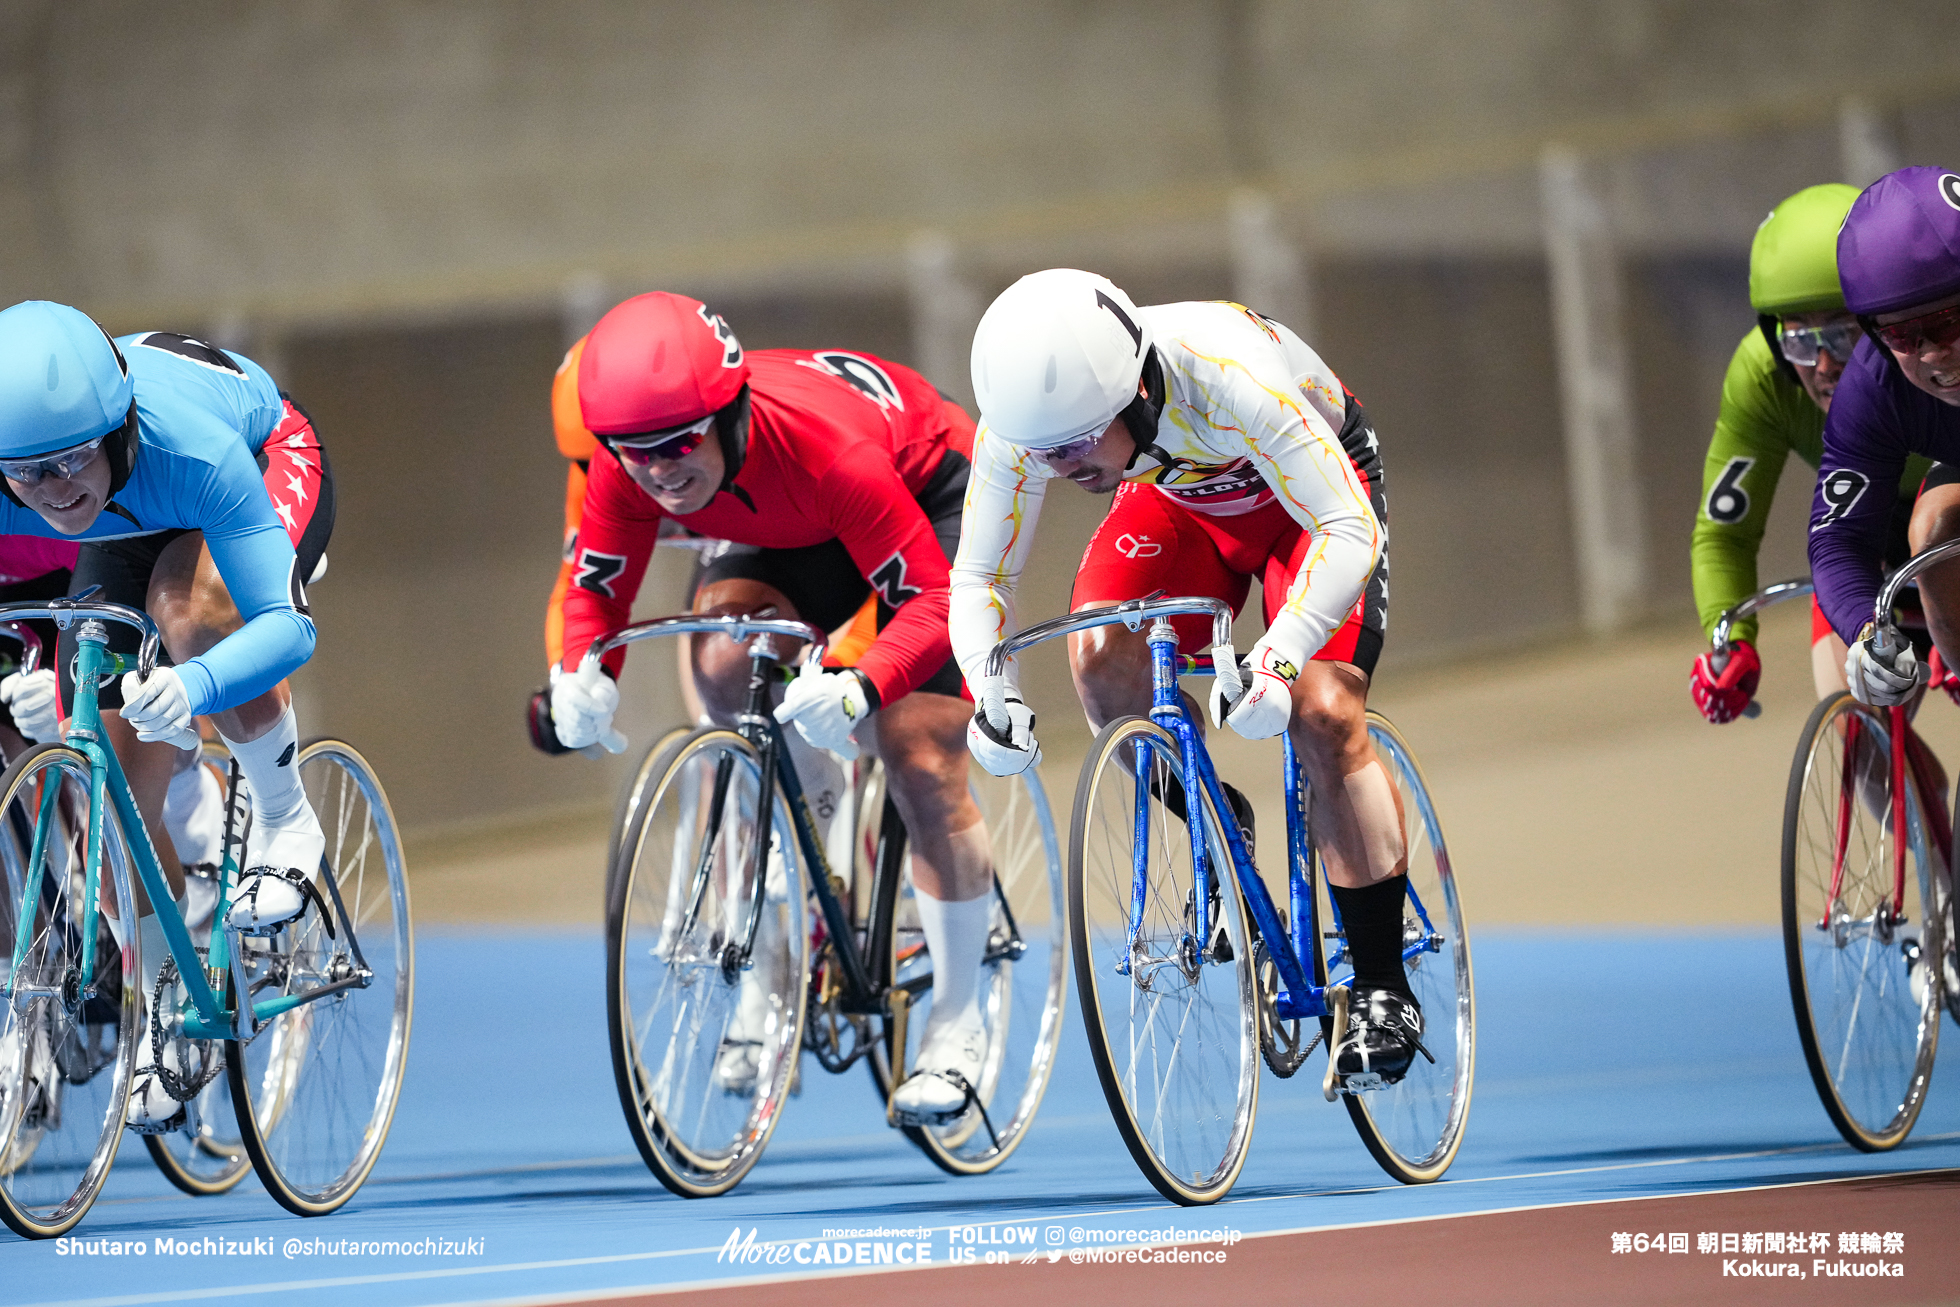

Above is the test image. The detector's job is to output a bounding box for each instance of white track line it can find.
[18,1137,1959,1307]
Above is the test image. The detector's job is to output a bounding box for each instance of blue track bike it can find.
[988,594,1473,1203]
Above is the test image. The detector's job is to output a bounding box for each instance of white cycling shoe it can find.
[125,1026,186,1133]
[226,808,326,936]
[891,1010,987,1126]
[714,970,771,1094]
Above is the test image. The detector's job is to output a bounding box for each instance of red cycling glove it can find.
[1690,639,1761,724]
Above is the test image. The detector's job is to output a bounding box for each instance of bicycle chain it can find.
[149,957,223,1106]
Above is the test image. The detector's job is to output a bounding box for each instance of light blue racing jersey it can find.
[0,332,313,716]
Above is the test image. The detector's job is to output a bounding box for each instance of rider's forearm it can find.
[177,608,315,716]
[851,586,952,704]
[1690,522,1764,644]
[1262,504,1380,664]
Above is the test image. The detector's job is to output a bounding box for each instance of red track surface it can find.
[563,1171,1959,1307]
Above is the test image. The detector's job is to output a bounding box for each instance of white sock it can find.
[221,708,304,828]
[915,885,992,1040]
[164,751,224,868]
[780,722,846,848]
[138,911,168,1006]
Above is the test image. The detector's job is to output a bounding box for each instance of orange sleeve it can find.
[553,336,602,463]
[544,459,589,668]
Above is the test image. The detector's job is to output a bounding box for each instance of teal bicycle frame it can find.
[0,596,367,1046]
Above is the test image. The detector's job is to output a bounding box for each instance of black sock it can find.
[1145,777,1253,846]
[1329,874,1413,1004]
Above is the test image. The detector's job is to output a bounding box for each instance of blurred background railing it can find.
[3,1,1957,837]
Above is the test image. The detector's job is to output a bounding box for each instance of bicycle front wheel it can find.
[1333,714,1474,1184]
[1782,694,1942,1150]
[0,744,141,1239]
[228,738,413,1215]
[1069,717,1257,1205]
[608,727,808,1197]
[871,760,1067,1176]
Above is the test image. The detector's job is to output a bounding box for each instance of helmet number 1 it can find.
[1094,291,1143,354]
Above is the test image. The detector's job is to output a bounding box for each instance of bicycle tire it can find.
[606,726,808,1197]
[866,759,1068,1175]
[1782,694,1941,1151]
[1331,714,1475,1184]
[0,744,142,1238]
[1069,716,1258,1205]
[228,738,413,1215]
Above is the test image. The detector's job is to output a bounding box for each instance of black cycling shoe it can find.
[1333,987,1431,1091]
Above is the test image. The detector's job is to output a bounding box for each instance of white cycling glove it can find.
[967,676,1041,777]
[1846,626,1929,708]
[551,663,626,753]
[1211,637,1298,741]
[772,663,872,760]
[118,668,200,749]
[0,668,61,743]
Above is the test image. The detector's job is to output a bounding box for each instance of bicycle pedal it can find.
[1335,1071,1387,1095]
[125,1106,188,1137]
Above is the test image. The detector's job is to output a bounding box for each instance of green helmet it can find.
[1748,183,1860,315]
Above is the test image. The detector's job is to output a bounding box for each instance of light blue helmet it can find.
[0,301,134,458]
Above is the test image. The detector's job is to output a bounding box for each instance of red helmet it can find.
[577,292,749,436]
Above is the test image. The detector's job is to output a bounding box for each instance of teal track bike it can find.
[0,596,411,1237]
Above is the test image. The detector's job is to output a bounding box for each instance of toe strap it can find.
[240,865,336,938]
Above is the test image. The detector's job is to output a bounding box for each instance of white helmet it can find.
[970,269,1153,449]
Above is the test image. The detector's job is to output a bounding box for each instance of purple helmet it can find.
[1837,166,1960,315]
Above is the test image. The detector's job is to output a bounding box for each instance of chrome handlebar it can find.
[979,594,1237,723]
[1870,537,1960,655]
[576,613,828,676]
[1709,578,1814,659]
[0,595,166,679]
[0,622,42,674]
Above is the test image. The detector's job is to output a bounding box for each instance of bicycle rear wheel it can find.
[145,745,249,1197]
[1069,716,1257,1205]
[0,744,141,1239]
[607,727,808,1197]
[1329,714,1474,1184]
[1782,694,1941,1150]
[869,760,1067,1175]
[228,738,412,1215]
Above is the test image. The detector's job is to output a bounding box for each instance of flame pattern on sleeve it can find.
[949,428,1056,690]
[947,301,1383,684]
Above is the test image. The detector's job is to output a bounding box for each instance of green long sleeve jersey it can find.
[1691,328,1929,643]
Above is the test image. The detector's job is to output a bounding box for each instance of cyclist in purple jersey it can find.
[1808,168,1960,705]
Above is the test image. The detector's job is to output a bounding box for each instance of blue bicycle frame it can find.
[1103,604,1446,1024]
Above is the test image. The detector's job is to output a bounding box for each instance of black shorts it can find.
[694,450,967,699]
[58,411,335,713]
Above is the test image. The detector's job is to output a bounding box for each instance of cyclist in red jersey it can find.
[547,292,1002,1124]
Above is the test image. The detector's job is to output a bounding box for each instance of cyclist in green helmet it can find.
[1689,183,1931,721]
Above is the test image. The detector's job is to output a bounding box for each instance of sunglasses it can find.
[1033,431,1103,465]
[1778,321,1862,368]
[0,433,108,485]
[1872,302,1960,356]
[610,414,716,465]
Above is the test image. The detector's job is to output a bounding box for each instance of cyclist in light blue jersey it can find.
[0,300,336,1129]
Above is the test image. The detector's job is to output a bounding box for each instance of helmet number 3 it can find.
[1704,456,1754,525]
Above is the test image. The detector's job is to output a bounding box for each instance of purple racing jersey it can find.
[1809,337,1960,642]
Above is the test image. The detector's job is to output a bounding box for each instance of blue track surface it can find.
[13,929,1960,1306]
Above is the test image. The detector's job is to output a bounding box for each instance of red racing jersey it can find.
[560,349,971,703]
